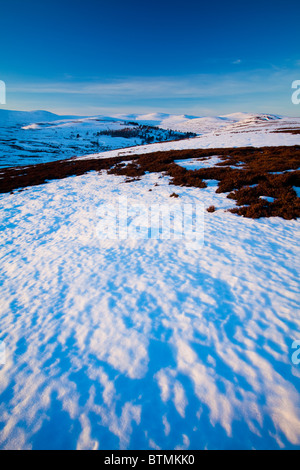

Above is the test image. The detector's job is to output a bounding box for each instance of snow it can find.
[72,112,300,163]
[0,109,80,124]
[78,125,300,162]
[112,112,292,135]
[294,187,300,198]
[0,109,300,449]
[259,196,275,203]
[1,110,299,169]
[112,113,198,129]
[0,165,300,450]
[174,156,223,170]
[0,115,139,168]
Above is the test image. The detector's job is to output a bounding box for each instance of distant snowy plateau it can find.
[0,110,300,449]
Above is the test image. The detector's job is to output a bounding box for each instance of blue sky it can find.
[0,0,299,116]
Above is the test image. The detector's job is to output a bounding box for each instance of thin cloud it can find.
[9,69,295,100]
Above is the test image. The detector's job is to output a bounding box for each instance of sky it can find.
[0,0,299,117]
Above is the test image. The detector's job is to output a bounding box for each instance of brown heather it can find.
[1,145,299,220]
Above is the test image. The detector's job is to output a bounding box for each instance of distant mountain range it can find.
[0,109,82,124]
[0,108,284,133]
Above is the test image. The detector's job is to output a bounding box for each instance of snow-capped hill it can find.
[0,109,284,133]
[224,113,281,125]
[112,112,284,134]
[156,113,285,134]
[219,112,281,121]
[113,112,198,127]
[1,130,300,450]
[0,109,299,168]
[0,111,194,168]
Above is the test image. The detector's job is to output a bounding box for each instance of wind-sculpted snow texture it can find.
[0,167,300,449]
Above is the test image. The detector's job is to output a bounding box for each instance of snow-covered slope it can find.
[0,108,300,450]
[1,110,299,168]
[78,115,300,163]
[0,166,299,450]
[0,113,190,168]
[0,109,81,124]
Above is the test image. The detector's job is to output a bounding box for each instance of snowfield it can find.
[0,112,300,450]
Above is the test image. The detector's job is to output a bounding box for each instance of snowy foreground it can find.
[0,163,300,450]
